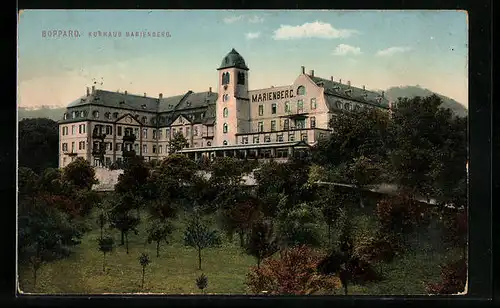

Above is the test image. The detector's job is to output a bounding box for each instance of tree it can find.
[108,207,140,253]
[146,219,173,258]
[184,215,222,270]
[28,255,42,289]
[167,131,189,154]
[115,156,151,218]
[245,245,341,295]
[244,219,279,268]
[98,236,114,272]
[426,258,467,294]
[314,186,350,246]
[277,202,323,248]
[138,252,151,289]
[18,118,59,174]
[196,273,208,294]
[62,157,98,190]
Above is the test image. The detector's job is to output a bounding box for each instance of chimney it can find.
[330,76,334,82]
[347,80,351,87]
[125,90,128,95]
[339,79,342,84]
[382,91,385,98]
[91,85,95,93]
[209,87,212,93]
[301,66,305,74]
[159,93,163,99]
[86,87,90,96]
[309,70,314,77]
[144,93,147,97]
[363,85,365,90]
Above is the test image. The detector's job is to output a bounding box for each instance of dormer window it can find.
[186,101,191,107]
[113,112,119,119]
[168,104,173,109]
[93,111,99,118]
[345,89,352,96]
[105,112,111,119]
[80,111,85,117]
[72,111,77,118]
[63,113,68,120]
[201,112,205,119]
[142,116,147,124]
[141,104,147,109]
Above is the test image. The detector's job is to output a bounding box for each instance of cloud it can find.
[273,21,359,40]
[223,15,264,24]
[376,46,412,56]
[245,32,261,40]
[332,44,362,56]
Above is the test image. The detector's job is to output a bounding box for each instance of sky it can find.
[18,10,468,108]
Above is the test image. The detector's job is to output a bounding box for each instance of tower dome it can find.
[217,48,249,71]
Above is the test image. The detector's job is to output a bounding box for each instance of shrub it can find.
[375,194,427,236]
[426,258,467,294]
[354,232,399,264]
[245,245,341,295]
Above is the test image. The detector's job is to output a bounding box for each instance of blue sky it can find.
[18,10,468,108]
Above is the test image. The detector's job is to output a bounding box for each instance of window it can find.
[109,142,113,151]
[159,129,163,139]
[116,143,121,151]
[344,103,350,111]
[134,144,139,152]
[258,122,264,132]
[72,125,76,135]
[63,157,67,165]
[223,123,228,133]
[288,133,295,142]
[223,140,228,146]
[310,117,316,128]
[159,145,163,154]
[301,133,308,142]
[285,101,291,113]
[105,112,111,119]
[143,144,147,153]
[153,129,157,139]
[113,112,119,119]
[223,107,228,118]
[80,111,85,117]
[310,98,317,110]
[72,111,77,118]
[134,128,139,137]
[142,116,147,124]
[336,101,342,109]
[79,124,82,134]
[194,126,198,136]
[78,141,82,150]
[284,119,290,130]
[222,72,230,85]
[117,126,122,136]
[297,86,306,96]
[71,142,75,152]
[82,124,86,134]
[93,110,99,118]
[143,128,147,138]
[258,105,264,116]
[237,72,245,85]
[64,113,68,120]
[186,127,191,136]
[271,103,277,114]
[153,145,157,154]
[166,128,171,138]
[264,135,271,143]
[297,100,304,112]
[278,135,284,142]
[271,120,276,132]
[62,143,68,151]
[207,141,212,146]
[106,125,112,135]
[253,136,260,144]
[172,128,176,136]
[296,119,306,129]
[242,136,248,144]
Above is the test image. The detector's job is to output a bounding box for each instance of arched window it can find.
[222,72,231,85]
[297,86,306,96]
[80,111,85,117]
[223,107,228,118]
[237,72,245,85]
[226,72,230,84]
[93,110,99,118]
[223,140,228,146]
[223,123,228,133]
[72,111,77,118]
[63,113,68,120]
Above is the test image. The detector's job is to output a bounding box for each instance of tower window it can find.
[223,94,229,102]
[237,72,245,85]
[297,86,306,96]
[223,107,228,118]
[223,123,228,133]
[222,72,231,85]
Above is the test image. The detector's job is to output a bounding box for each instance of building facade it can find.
[58,48,390,168]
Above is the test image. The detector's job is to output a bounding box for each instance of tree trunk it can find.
[141,267,145,289]
[121,231,125,246]
[156,241,160,258]
[125,232,129,254]
[198,248,202,270]
[100,226,103,240]
[102,252,106,272]
[239,231,244,247]
[257,257,261,269]
[327,223,332,246]
[33,267,37,289]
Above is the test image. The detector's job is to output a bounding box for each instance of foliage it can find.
[244,219,279,268]
[167,131,189,154]
[314,186,351,245]
[184,215,222,270]
[196,273,208,294]
[108,206,140,253]
[276,202,323,248]
[146,219,173,257]
[97,236,114,272]
[425,258,467,294]
[18,118,59,174]
[245,245,341,295]
[62,157,98,190]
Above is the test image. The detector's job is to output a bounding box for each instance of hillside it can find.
[17,85,468,120]
[383,85,468,117]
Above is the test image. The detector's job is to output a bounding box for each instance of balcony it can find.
[92,148,105,156]
[202,132,214,139]
[123,134,136,142]
[92,131,107,139]
[63,151,78,157]
[122,150,136,157]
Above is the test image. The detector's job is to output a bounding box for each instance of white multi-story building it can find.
[58,48,390,168]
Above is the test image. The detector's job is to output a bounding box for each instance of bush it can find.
[426,258,467,294]
[245,245,341,295]
[354,232,400,264]
[277,203,323,248]
[375,194,427,236]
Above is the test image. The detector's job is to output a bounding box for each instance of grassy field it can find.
[18,206,459,295]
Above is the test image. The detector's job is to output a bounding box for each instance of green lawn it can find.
[18,208,458,295]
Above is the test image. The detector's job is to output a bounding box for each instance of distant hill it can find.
[17,85,468,121]
[17,106,65,122]
[382,85,468,118]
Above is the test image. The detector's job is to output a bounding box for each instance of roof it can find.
[217,48,249,71]
[309,76,390,108]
